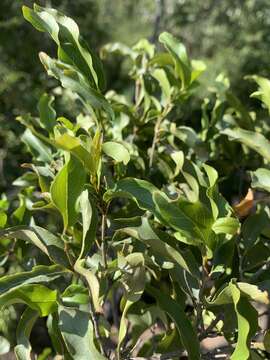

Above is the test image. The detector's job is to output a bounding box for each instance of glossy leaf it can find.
[212,217,240,235]
[0,226,70,267]
[39,52,114,121]
[102,141,130,165]
[22,128,52,163]
[79,189,98,258]
[22,4,105,91]
[58,305,106,360]
[0,284,57,316]
[0,212,7,228]
[51,155,86,229]
[153,192,215,248]
[248,75,270,113]
[74,259,101,312]
[230,282,258,360]
[0,265,66,294]
[38,93,56,133]
[62,284,89,306]
[114,216,200,277]
[222,127,270,162]
[54,133,95,175]
[14,308,39,360]
[250,168,270,192]
[0,336,10,356]
[118,253,145,353]
[159,32,191,88]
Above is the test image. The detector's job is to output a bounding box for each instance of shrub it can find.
[1,4,270,359]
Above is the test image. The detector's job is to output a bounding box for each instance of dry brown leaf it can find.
[233,188,254,218]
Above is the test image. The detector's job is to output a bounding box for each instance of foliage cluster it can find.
[1,0,270,192]
[2,4,270,360]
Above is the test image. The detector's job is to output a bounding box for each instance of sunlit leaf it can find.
[159,32,191,88]
[102,141,130,165]
[38,93,56,133]
[222,127,270,162]
[58,305,106,359]
[14,308,39,360]
[0,226,71,267]
[250,168,270,193]
[51,155,86,229]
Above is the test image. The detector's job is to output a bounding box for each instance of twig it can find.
[250,259,270,282]
[196,255,209,333]
[101,212,108,269]
[89,298,106,356]
[236,238,244,281]
[149,105,172,168]
[149,115,163,168]
[199,313,224,341]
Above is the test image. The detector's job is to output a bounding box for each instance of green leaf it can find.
[39,52,113,121]
[152,68,171,103]
[104,177,163,211]
[191,59,206,83]
[74,259,101,312]
[79,190,98,259]
[212,217,240,235]
[208,280,268,305]
[0,265,66,294]
[119,253,145,302]
[153,192,215,248]
[159,32,191,88]
[0,212,7,228]
[113,216,200,278]
[22,4,105,91]
[0,226,71,267]
[102,141,130,165]
[14,308,39,360]
[237,282,270,305]
[170,124,208,161]
[62,284,89,306]
[107,178,189,238]
[117,253,145,353]
[51,155,86,229]
[250,168,270,192]
[12,194,26,224]
[0,336,10,356]
[230,281,258,360]
[106,177,220,250]
[0,265,66,316]
[148,285,200,359]
[54,133,95,175]
[38,93,56,133]
[221,127,270,162]
[242,211,269,250]
[47,313,69,357]
[22,128,52,163]
[0,284,57,316]
[58,305,106,360]
[118,299,133,354]
[248,75,270,113]
[101,42,135,60]
[114,216,200,299]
